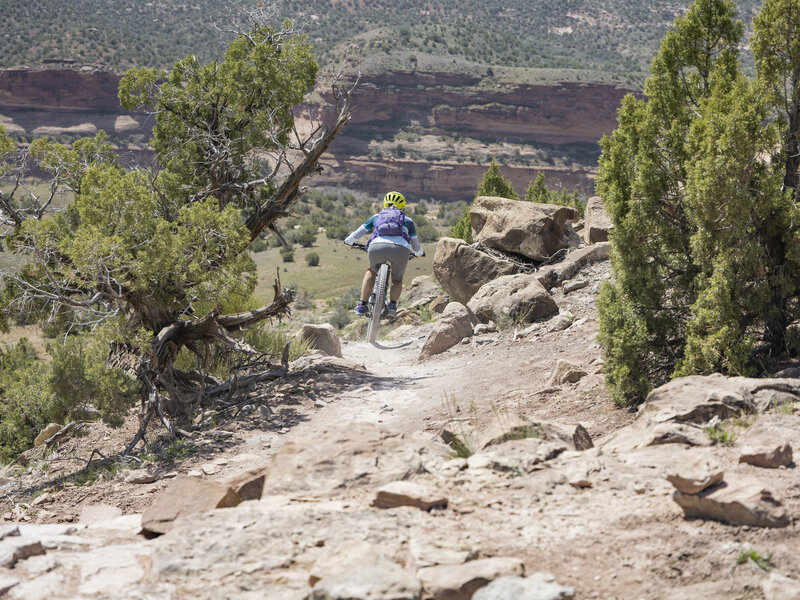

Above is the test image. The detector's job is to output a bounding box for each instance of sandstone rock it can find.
[122,469,158,484]
[142,476,242,535]
[471,196,578,261]
[479,416,592,452]
[33,423,61,448]
[418,557,525,600]
[309,540,391,587]
[737,414,798,468]
[0,577,19,596]
[295,323,343,358]
[420,302,474,358]
[762,572,800,600]
[666,453,724,494]
[409,539,475,569]
[114,115,140,133]
[547,314,573,332]
[562,279,588,294]
[547,359,588,387]
[466,273,557,325]
[583,196,612,244]
[471,438,568,473]
[432,238,517,304]
[0,537,45,568]
[536,243,611,291]
[604,375,800,453]
[429,295,449,315]
[404,275,442,309]
[672,475,790,528]
[373,481,448,511]
[472,575,575,600]
[264,423,436,497]
[308,558,423,600]
[224,465,268,501]
[79,504,123,525]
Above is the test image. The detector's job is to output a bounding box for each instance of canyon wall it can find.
[0,68,631,201]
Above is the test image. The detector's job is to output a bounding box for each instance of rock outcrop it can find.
[471,196,579,261]
[582,196,612,244]
[433,238,517,304]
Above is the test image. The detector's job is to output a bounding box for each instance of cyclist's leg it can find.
[383,245,411,302]
[360,268,376,303]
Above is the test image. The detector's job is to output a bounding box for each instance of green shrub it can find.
[305,251,320,266]
[280,245,295,262]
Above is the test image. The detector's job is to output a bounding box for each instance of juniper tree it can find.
[0,4,353,449]
[598,0,800,404]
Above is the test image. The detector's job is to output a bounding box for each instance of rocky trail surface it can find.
[2,205,800,599]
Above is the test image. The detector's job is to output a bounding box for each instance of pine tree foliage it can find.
[598,0,800,405]
[0,5,353,452]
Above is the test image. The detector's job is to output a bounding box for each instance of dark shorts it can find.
[368,243,411,281]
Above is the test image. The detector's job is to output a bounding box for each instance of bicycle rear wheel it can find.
[367,263,389,343]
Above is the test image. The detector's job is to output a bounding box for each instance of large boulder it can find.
[419,302,475,358]
[583,196,613,244]
[471,196,579,261]
[737,413,798,469]
[466,273,557,324]
[433,238,517,304]
[536,242,611,291]
[295,323,342,358]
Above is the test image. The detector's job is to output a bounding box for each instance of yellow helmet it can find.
[383,191,406,210]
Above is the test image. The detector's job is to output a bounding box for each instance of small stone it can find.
[547,314,573,332]
[201,464,218,476]
[563,279,588,294]
[258,405,273,419]
[32,493,53,506]
[186,470,203,477]
[373,481,448,511]
[123,469,157,484]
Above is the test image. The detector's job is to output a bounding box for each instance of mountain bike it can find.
[348,242,416,343]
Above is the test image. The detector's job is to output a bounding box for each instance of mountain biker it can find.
[344,191,425,318]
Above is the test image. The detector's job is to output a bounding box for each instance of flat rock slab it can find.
[604,374,800,453]
[0,537,45,568]
[418,557,525,600]
[672,475,790,528]
[472,575,575,600]
[666,451,724,494]
[264,423,440,497]
[142,476,242,535]
[469,438,567,474]
[0,577,19,596]
[308,556,422,600]
[738,413,798,468]
[739,442,793,469]
[373,481,448,511]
